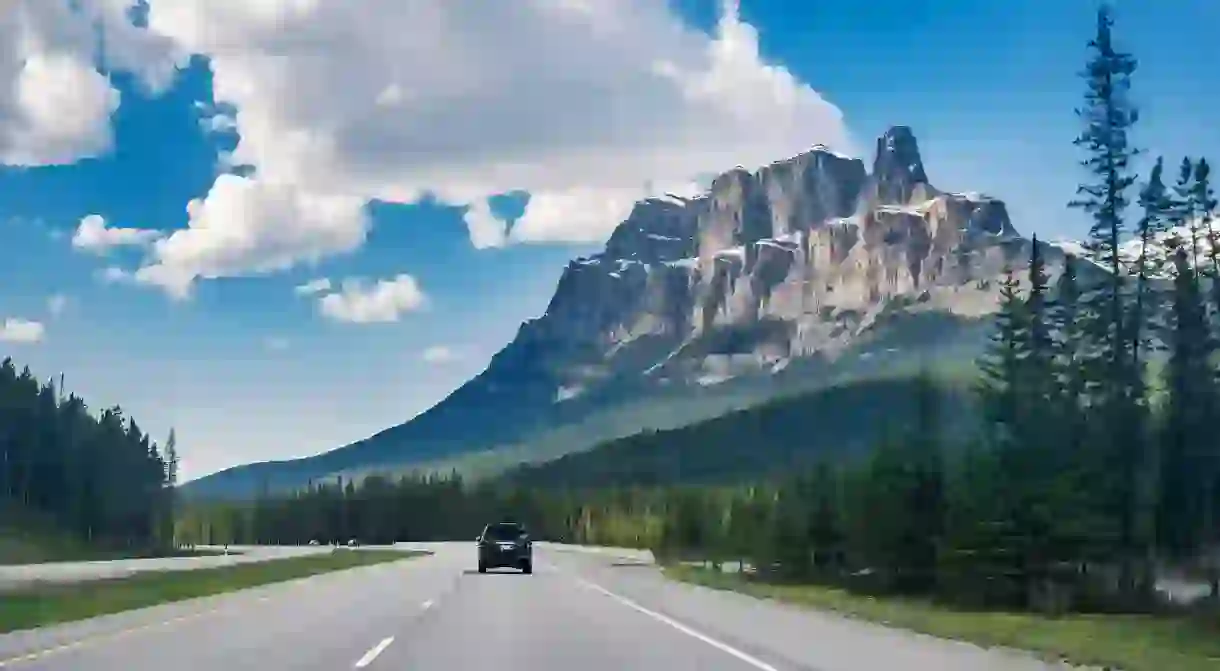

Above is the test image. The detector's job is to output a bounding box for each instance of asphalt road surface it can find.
[0,542,1078,670]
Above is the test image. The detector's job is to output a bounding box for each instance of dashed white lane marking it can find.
[354,637,394,668]
[421,599,433,610]
[576,577,781,671]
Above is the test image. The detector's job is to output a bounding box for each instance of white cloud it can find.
[317,274,427,324]
[132,174,370,300]
[0,317,45,343]
[421,345,461,364]
[98,266,133,284]
[46,294,68,317]
[203,113,237,134]
[72,214,162,253]
[463,200,508,250]
[139,0,851,255]
[294,277,332,296]
[0,1,183,166]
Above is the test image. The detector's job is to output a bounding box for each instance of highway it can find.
[0,542,1074,670]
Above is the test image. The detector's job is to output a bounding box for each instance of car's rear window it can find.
[485,524,523,540]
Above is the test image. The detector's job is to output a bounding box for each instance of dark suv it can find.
[477,522,533,574]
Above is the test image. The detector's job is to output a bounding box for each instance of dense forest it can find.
[0,358,179,553]
[499,375,976,489]
[178,6,1220,615]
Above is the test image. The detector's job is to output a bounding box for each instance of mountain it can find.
[183,125,1067,500]
[1051,221,1220,277]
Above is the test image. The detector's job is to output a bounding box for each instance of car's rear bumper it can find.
[479,547,532,567]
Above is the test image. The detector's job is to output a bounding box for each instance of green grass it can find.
[666,566,1220,671]
[0,549,425,633]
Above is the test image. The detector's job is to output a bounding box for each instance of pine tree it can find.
[1188,156,1220,597]
[1050,255,1088,452]
[1070,2,1141,360]
[1068,1,1141,406]
[805,462,845,575]
[1192,158,1220,314]
[908,369,946,592]
[1132,158,1171,370]
[1158,246,1212,559]
[1171,159,1200,271]
[1024,238,1056,446]
[1068,4,1143,594]
[976,268,1028,448]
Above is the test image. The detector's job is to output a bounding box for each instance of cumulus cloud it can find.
[132,174,370,300]
[463,200,509,250]
[0,317,45,343]
[135,0,851,261]
[97,266,133,284]
[294,277,332,296]
[46,294,68,317]
[71,214,161,253]
[19,0,850,295]
[0,1,183,166]
[317,274,427,324]
[421,345,461,364]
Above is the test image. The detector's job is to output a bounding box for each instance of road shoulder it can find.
[664,564,1220,671]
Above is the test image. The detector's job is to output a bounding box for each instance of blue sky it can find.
[0,0,1215,481]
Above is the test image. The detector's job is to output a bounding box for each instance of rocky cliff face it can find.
[500,126,1029,404]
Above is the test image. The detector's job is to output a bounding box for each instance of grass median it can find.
[665,565,1220,671]
[0,549,426,633]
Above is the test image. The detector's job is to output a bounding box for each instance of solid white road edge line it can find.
[576,578,781,671]
[353,637,394,669]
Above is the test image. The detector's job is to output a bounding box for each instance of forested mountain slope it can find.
[499,373,976,489]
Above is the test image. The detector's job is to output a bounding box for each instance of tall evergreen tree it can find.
[1132,158,1171,372]
[1050,255,1088,454]
[907,369,946,591]
[1171,159,1200,272]
[1069,2,1141,360]
[976,268,1028,448]
[1188,156,1220,597]
[1068,4,1143,593]
[1158,245,1210,560]
[1191,158,1220,314]
[1024,237,1056,448]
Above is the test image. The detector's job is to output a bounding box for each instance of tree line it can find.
[0,358,179,552]
[179,5,1217,614]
